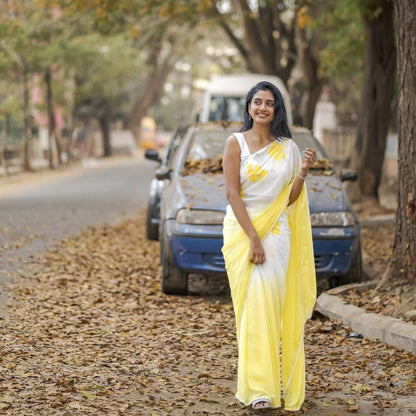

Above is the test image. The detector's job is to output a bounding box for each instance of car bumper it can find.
[312,224,361,277]
[166,220,361,278]
[165,220,226,275]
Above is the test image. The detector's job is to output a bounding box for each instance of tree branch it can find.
[209,1,250,66]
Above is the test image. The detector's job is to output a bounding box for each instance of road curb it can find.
[316,281,416,353]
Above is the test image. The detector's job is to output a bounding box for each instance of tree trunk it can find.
[351,1,396,201]
[299,81,323,129]
[99,115,112,157]
[66,121,74,163]
[376,0,416,289]
[296,19,325,129]
[127,38,174,141]
[0,113,10,176]
[22,66,32,171]
[45,67,63,168]
[216,0,297,84]
[128,69,171,140]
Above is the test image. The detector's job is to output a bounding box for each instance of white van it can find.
[199,73,292,125]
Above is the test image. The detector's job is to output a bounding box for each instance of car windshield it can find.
[182,129,329,176]
[292,132,326,160]
[182,130,229,175]
[187,131,229,160]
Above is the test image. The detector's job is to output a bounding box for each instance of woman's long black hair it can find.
[240,81,292,139]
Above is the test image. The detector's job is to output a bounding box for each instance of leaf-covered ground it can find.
[341,213,416,323]
[0,215,415,415]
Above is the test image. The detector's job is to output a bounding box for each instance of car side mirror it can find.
[145,149,162,162]
[340,169,358,182]
[155,167,171,180]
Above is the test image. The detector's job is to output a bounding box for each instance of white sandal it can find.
[252,398,272,409]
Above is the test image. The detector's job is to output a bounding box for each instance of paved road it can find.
[0,157,156,316]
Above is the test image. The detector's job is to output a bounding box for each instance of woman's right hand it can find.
[250,236,265,265]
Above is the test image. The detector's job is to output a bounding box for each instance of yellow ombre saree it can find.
[222,133,316,410]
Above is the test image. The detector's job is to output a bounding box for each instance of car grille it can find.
[204,254,226,269]
[315,255,330,270]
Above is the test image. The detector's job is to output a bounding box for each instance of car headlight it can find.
[176,209,225,225]
[310,212,355,227]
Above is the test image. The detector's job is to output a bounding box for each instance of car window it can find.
[187,131,229,160]
[164,128,188,168]
[209,96,246,122]
[292,132,327,159]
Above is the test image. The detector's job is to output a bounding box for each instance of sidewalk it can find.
[316,281,416,353]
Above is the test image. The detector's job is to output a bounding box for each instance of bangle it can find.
[298,173,307,181]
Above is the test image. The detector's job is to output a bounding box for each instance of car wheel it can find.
[333,243,363,286]
[146,201,159,241]
[161,230,188,295]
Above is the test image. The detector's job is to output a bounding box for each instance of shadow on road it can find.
[188,274,231,304]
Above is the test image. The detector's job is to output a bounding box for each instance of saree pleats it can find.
[222,184,292,337]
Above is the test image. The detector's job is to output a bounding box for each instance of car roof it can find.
[188,121,244,132]
[186,122,315,134]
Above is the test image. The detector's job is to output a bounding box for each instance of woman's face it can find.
[248,89,275,125]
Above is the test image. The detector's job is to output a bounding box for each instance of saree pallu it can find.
[222,134,316,410]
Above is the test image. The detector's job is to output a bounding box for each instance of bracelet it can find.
[298,173,307,181]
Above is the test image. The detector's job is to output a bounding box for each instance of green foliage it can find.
[316,0,364,82]
[70,33,144,122]
[0,0,374,136]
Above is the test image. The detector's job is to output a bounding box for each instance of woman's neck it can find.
[249,124,273,142]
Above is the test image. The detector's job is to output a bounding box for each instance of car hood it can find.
[164,172,351,219]
[306,175,348,213]
[179,173,227,210]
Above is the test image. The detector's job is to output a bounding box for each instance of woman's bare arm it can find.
[223,135,265,264]
[288,147,316,205]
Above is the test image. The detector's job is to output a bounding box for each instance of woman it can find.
[222,81,316,410]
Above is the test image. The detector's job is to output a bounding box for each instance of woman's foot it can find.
[252,398,271,409]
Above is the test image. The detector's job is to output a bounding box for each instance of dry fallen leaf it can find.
[0,214,414,415]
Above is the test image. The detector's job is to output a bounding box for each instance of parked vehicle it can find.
[110,129,136,155]
[149,122,361,295]
[144,126,189,240]
[199,74,293,125]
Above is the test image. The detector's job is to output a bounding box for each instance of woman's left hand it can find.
[301,148,317,173]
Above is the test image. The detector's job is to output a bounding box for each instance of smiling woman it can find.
[222,81,316,411]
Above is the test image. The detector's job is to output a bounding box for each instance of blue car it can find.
[150,122,361,295]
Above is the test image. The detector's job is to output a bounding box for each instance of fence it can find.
[320,128,398,184]
[320,127,356,171]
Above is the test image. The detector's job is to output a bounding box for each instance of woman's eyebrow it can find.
[253,98,275,102]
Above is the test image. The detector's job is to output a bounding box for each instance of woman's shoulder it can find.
[224,133,242,153]
[277,136,294,146]
[226,132,245,147]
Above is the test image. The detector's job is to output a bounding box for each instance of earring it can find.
[249,114,252,121]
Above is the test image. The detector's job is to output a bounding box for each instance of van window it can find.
[208,96,246,122]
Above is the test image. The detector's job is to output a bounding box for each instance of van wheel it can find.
[161,231,188,295]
